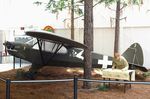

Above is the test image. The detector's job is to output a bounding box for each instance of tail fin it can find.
[122,43,144,66]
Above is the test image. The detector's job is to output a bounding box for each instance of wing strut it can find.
[45,44,63,65]
[37,39,45,65]
[51,43,57,52]
[37,38,63,66]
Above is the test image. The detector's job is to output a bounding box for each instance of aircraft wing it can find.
[25,30,87,49]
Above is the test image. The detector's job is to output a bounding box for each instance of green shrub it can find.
[16,69,26,80]
[97,84,109,91]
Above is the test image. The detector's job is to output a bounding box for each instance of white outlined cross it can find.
[98,55,112,68]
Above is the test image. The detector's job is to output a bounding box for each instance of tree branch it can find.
[110,16,127,21]
[107,2,127,11]
[120,4,127,10]
[93,0,103,7]
[120,17,127,21]
[146,9,150,13]
[107,6,116,11]
[74,0,104,20]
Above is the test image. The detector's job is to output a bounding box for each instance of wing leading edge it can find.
[25,30,87,49]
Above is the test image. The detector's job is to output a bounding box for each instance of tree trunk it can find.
[71,0,74,40]
[114,0,120,53]
[83,0,93,89]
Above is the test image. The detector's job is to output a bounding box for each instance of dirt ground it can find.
[0,66,150,99]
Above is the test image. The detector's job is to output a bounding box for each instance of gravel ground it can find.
[0,66,150,99]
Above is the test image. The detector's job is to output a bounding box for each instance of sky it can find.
[0,0,150,29]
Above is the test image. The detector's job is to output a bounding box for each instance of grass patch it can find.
[143,71,150,77]
[16,69,26,80]
[97,84,109,91]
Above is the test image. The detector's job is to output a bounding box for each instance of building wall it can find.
[55,28,115,56]
[0,30,15,54]
[0,31,3,52]
[2,27,150,68]
[55,27,150,69]
[0,31,3,63]
[120,26,150,69]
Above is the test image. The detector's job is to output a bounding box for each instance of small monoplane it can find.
[4,30,148,72]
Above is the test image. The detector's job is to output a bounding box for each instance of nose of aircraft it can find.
[3,41,15,49]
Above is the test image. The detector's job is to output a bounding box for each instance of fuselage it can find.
[4,41,148,72]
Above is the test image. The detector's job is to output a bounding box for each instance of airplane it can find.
[3,30,148,74]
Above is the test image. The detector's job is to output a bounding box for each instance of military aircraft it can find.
[4,30,148,73]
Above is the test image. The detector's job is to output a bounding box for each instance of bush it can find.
[97,84,109,91]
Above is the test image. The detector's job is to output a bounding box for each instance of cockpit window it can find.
[44,42,67,53]
[27,39,67,53]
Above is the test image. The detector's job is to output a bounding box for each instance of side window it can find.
[44,41,67,53]
[31,40,67,53]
